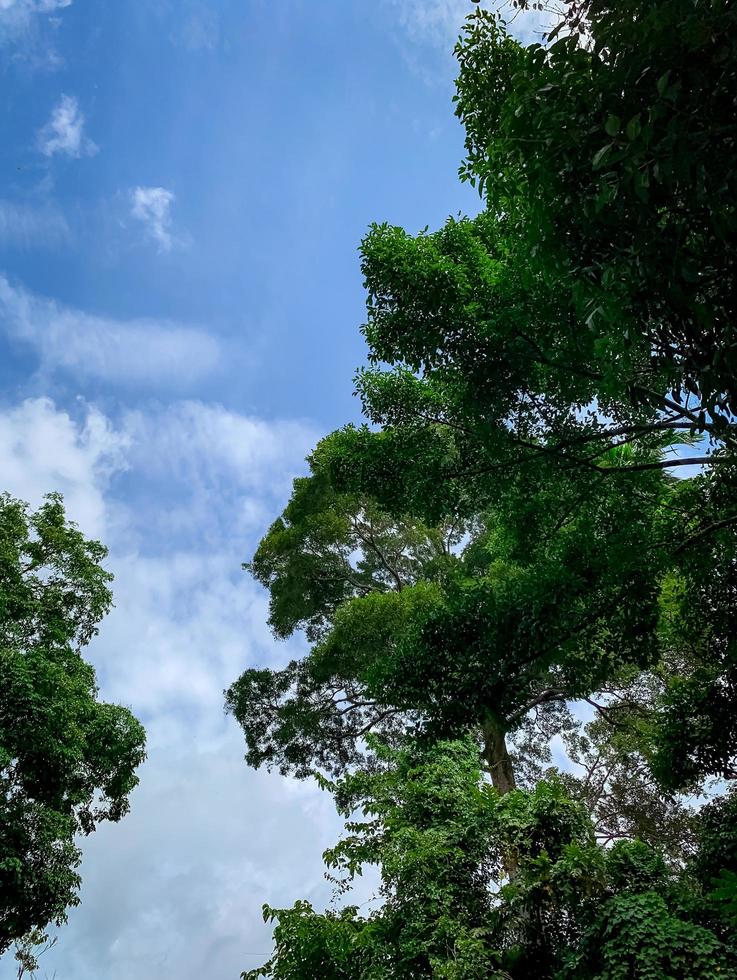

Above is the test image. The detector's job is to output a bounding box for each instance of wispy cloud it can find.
[0,0,72,66]
[0,396,340,980]
[386,0,551,50]
[0,198,70,248]
[37,94,98,158]
[130,186,181,252]
[170,4,220,52]
[0,396,126,538]
[0,274,220,387]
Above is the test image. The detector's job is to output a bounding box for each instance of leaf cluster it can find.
[0,494,146,952]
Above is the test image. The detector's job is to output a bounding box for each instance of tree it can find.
[244,738,737,979]
[232,0,737,971]
[648,465,737,788]
[245,739,506,980]
[455,0,737,432]
[0,493,146,953]
[227,449,672,794]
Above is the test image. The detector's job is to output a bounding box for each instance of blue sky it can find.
[0,3,545,978]
[0,0,490,426]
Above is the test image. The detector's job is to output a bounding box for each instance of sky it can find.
[0,2,547,978]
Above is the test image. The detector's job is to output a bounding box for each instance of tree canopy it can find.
[455,0,737,431]
[232,0,737,975]
[227,449,673,794]
[0,493,146,954]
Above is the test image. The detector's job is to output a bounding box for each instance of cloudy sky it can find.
[0,2,546,977]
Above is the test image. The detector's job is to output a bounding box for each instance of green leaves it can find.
[625,112,642,141]
[246,741,736,979]
[0,493,145,952]
[592,143,613,169]
[454,0,737,426]
[604,115,621,136]
[233,3,737,976]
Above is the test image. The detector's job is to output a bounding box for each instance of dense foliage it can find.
[456,0,737,431]
[232,0,737,975]
[0,493,146,954]
[244,740,736,979]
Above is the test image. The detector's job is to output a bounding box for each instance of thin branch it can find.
[511,687,569,722]
[551,419,691,450]
[674,514,737,554]
[583,697,619,726]
[595,455,735,474]
[351,518,405,592]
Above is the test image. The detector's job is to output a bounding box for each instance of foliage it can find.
[235,0,737,974]
[227,446,675,789]
[245,740,736,980]
[0,493,146,953]
[561,890,732,979]
[648,467,737,787]
[456,0,737,430]
[539,692,698,862]
[244,738,507,980]
[11,929,56,979]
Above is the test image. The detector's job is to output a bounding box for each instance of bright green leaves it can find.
[235,2,737,975]
[230,435,670,779]
[248,463,456,642]
[245,739,508,980]
[0,493,145,953]
[563,891,734,980]
[242,902,364,980]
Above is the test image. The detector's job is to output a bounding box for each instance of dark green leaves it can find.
[0,493,145,952]
[455,0,737,427]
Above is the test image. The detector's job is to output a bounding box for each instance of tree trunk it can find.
[482,711,518,878]
[481,712,516,795]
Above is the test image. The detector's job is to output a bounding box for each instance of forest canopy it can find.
[229,0,737,976]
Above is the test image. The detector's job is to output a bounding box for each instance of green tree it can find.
[0,493,146,953]
[245,739,736,979]
[233,0,737,971]
[227,450,672,795]
[455,0,737,432]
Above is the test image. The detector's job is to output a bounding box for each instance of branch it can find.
[583,697,619,726]
[510,687,569,722]
[351,518,405,591]
[356,708,401,737]
[551,419,692,450]
[595,455,735,474]
[634,386,737,449]
[674,514,737,554]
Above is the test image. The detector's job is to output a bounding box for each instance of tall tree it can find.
[233,0,737,971]
[0,493,146,953]
[227,449,671,798]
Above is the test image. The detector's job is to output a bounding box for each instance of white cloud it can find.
[37,94,98,158]
[0,0,71,62]
[0,274,221,387]
[130,186,180,253]
[123,400,315,495]
[0,396,344,980]
[0,198,70,248]
[171,5,220,51]
[0,0,71,13]
[0,397,126,537]
[386,0,552,49]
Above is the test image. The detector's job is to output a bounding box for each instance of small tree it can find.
[0,493,146,953]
